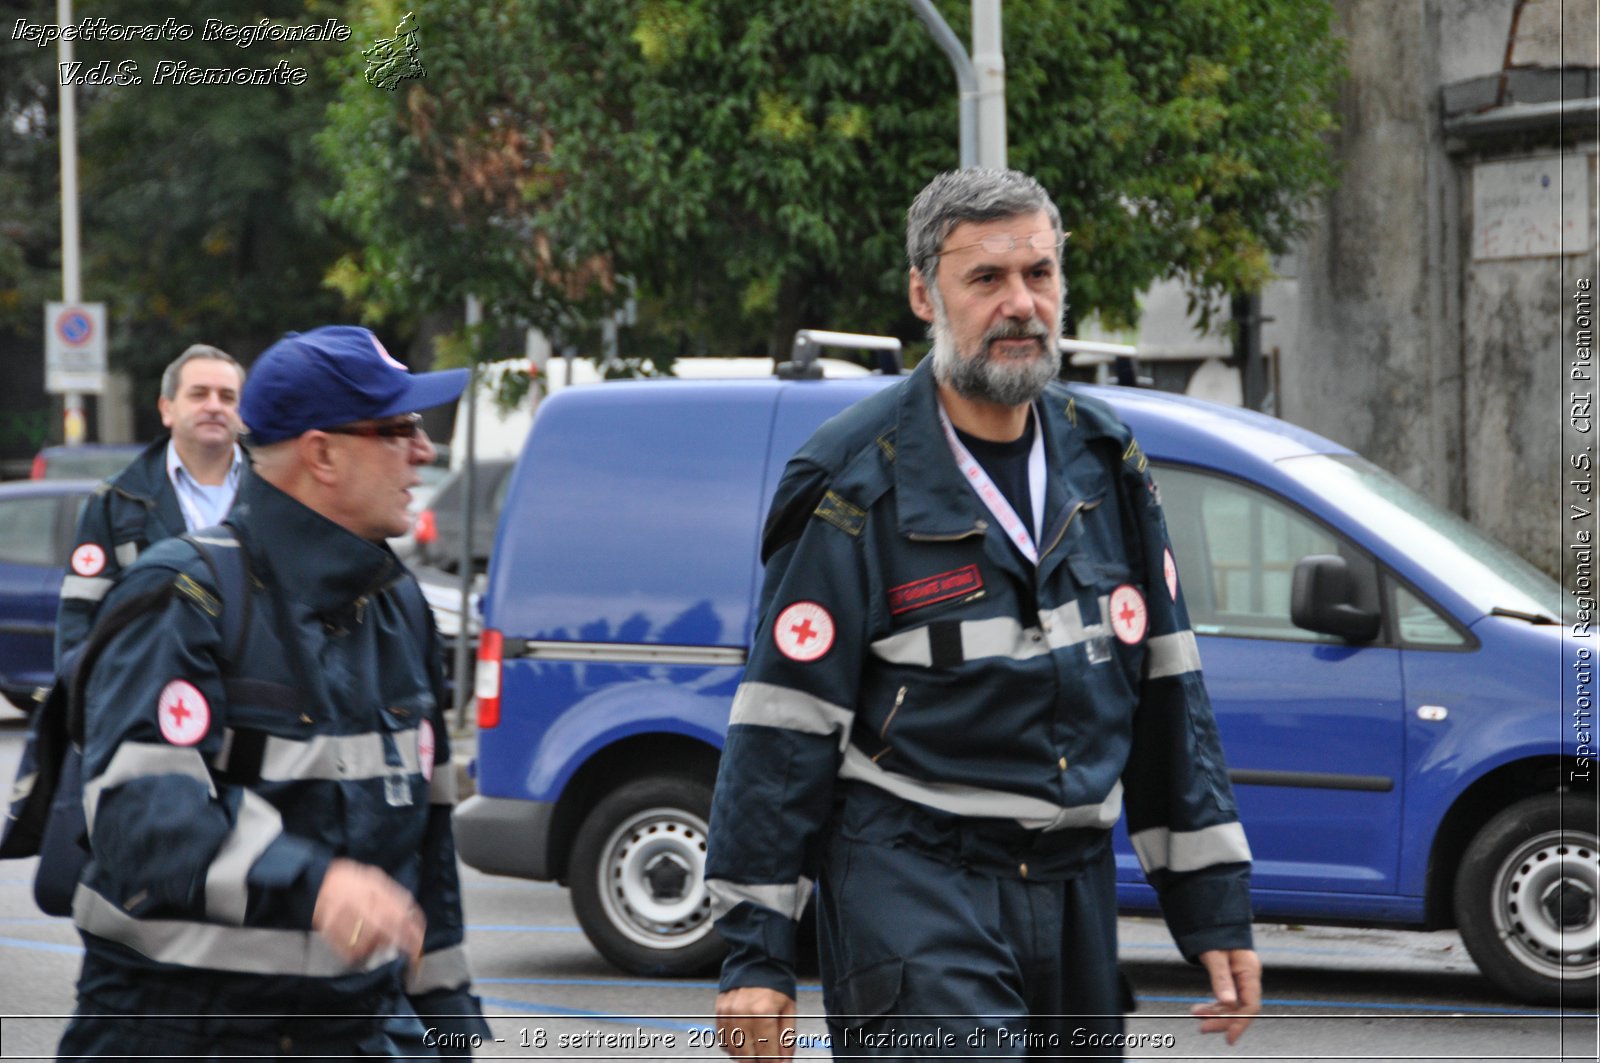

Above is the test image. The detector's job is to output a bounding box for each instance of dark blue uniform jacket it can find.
[706,360,1253,998]
[72,473,484,1028]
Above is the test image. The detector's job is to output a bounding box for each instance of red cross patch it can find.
[1163,548,1178,601]
[774,601,835,662]
[157,679,210,746]
[71,543,106,577]
[1109,585,1148,645]
[418,719,435,783]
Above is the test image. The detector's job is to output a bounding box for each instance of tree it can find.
[324,0,1343,362]
[15,0,362,429]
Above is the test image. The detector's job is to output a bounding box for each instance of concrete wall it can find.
[1286,0,1597,577]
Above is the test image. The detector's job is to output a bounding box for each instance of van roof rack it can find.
[780,329,903,379]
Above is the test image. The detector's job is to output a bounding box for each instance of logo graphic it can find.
[157,679,210,746]
[70,543,107,577]
[1109,585,1148,645]
[363,12,425,91]
[774,601,835,662]
[887,565,983,615]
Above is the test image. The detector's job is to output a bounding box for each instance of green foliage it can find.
[324,0,1343,360]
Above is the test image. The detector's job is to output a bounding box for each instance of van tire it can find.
[569,776,726,977]
[1454,794,1599,1004]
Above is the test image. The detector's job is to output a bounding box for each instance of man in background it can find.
[55,343,246,663]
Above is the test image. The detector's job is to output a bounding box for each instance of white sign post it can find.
[45,301,107,395]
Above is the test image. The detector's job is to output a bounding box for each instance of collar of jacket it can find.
[891,357,1125,545]
[227,473,401,615]
[107,435,186,534]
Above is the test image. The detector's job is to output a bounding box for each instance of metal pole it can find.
[906,0,978,169]
[971,0,1006,169]
[452,297,481,727]
[58,0,85,443]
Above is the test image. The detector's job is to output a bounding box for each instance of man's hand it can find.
[1191,948,1262,1045]
[312,857,426,968]
[714,987,796,1060]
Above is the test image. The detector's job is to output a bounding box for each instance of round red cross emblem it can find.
[774,601,835,662]
[71,543,107,577]
[1109,585,1148,645]
[418,719,436,783]
[157,679,210,746]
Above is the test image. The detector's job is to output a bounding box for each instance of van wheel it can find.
[1454,794,1599,1004]
[569,776,726,977]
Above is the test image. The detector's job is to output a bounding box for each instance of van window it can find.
[1153,465,1365,643]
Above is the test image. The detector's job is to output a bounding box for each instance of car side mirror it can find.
[1291,554,1381,643]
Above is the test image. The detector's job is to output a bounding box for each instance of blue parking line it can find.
[0,935,82,957]
[1138,993,1582,1017]
[476,994,708,1033]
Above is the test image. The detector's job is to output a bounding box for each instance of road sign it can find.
[45,301,107,394]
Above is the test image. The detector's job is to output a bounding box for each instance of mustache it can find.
[983,316,1051,344]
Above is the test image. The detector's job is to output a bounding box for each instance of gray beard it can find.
[930,310,1061,407]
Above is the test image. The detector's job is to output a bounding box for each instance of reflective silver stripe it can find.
[1040,596,1112,652]
[838,746,1123,831]
[406,941,474,995]
[73,883,399,976]
[728,682,853,748]
[254,729,420,783]
[706,876,813,922]
[60,575,113,603]
[869,626,932,666]
[84,743,214,833]
[1146,631,1202,679]
[428,765,458,805]
[1128,821,1252,874]
[516,640,747,667]
[114,541,139,567]
[187,534,238,548]
[203,790,285,925]
[871,600,1112,668]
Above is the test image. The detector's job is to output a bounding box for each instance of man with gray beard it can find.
[706,169,1260,1058]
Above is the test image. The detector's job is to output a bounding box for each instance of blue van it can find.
[455,367,1589,1004]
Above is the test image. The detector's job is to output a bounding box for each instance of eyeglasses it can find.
[321,412,424,439]
[937,230,1070,257]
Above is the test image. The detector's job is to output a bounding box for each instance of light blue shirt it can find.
[166,441,245,530]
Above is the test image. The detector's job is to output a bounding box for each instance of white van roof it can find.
[449,356,871,467]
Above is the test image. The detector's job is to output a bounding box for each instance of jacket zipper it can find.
[1042,497,1103,559]
[908,518,989,543]
[872,685,908,762]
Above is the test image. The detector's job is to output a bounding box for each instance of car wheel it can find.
[569,776,726,977]
[1454,793,1599,1004]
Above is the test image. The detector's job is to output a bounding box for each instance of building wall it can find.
[1286,0,1596,577]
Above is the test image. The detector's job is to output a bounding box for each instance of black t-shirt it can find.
[954,415,1036,539]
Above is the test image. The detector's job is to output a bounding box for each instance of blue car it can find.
[0,479,96,713]
[456,371,1588,1003]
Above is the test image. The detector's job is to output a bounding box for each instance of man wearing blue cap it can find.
[58,326,490,1057]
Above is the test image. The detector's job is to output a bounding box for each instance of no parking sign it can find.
[45,301,107,394]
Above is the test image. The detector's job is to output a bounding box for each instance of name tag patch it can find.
[887,565,983,615]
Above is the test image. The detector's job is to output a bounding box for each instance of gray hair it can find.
[906,168,1064,288]
[160,344,244,400]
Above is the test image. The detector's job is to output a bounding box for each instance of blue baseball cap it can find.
[241,326,468,445]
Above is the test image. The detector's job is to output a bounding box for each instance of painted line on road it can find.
[0,935,82,957]
[477,994,709,1033]
[1139,993,1582,1017]
[1124,940,1470,961]
[478,975,825,994]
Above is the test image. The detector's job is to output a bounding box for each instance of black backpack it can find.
[0,527,430,916]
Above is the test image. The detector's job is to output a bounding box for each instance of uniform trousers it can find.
[817,803,1132,1060]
